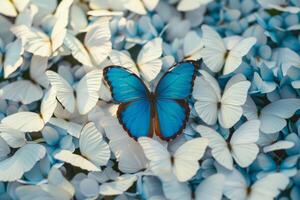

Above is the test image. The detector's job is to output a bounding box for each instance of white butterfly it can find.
[162,173,225,200]
[109,37,163,82]
[54,122,110,171]
[201,25,256,75]
[64,17,112,68]
[196,120,260,170]
[11,0,73,57]
[103,116,148,173]
[1,87,57,132]
[177,0,213,11]
[138,137,208,182]
[223,169,289,200]
[99,174,137,196]
[122,0,159,15]
[243,97,300,134]
[0,0,26,17]
[193,70,251,128]
[16,167,75,200]
[46,69,102,115]
[0,143,46,181]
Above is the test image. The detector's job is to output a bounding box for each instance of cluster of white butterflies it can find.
[0,0,299,199]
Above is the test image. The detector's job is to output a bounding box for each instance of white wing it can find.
[40,87,57,123]
[193,71,220,125]
[79,122,110,166]
[249,173,289,200]
[0,80,43,104]
[122,0,147,15]
[76,70,102,115]
[219,75,250,128]
[109,50,138,75]
[177,0,213,11]
[0,124,26,148]
[11,25,52,57]
[223,37,256,75]
[84,17,112,66]
[173,138,208,182]
[196,125,233,170]
[3,39,24,78]
[230,120,260,168]
[30,55,49,88]
[0,0,17,17]
[54,149,101,171]
[99,174,137,195]
[195,174,226,200]
[46,70,75,113]
[183,31,203,60]
[51,0,73,52]
[137,38,162,82]
[263,141,295,153]
[0,144,46,181]
[223,169,248,200]
[260,98,300,134]
[103,117,147,173]
[138,137,172,178]
[1,112,44,132]
[64,32,93,67]
[201,25,226,72]
[161,175,192,200]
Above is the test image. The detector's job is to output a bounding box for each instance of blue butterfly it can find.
[103,61,198,141]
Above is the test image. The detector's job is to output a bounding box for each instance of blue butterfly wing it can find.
[154,61,197,140]
[104,66,152,138]
[155,99,189,140]
[104,66,149,103]
[118,100,152,138]
[155,61,197,99]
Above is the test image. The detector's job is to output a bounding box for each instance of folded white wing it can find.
[99,174,137,195]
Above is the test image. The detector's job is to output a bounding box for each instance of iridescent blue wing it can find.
[155,61,197,99]
[103,66,150,103]
[154,99,190,140]
[104,66,152,138]
[154,61,197,140]
[118,100,152,138]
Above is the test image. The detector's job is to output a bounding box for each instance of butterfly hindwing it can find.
[155,99,189,140]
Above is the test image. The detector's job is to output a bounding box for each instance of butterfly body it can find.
[104,61,197,141]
